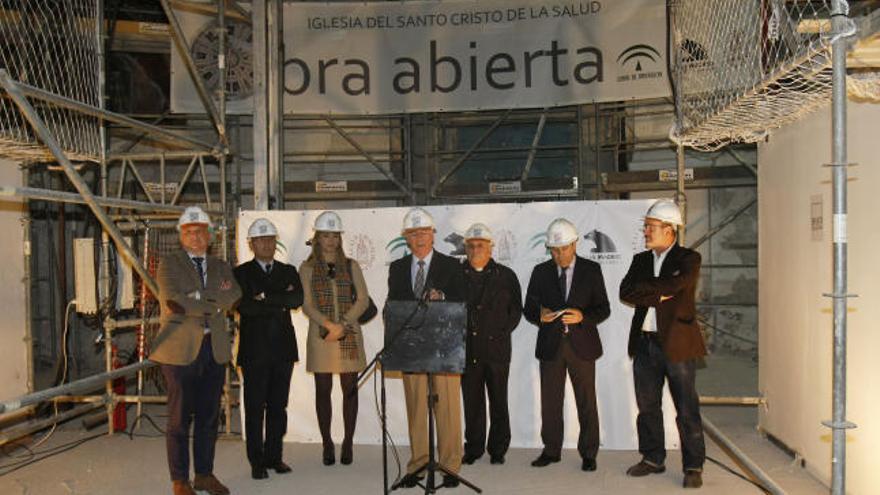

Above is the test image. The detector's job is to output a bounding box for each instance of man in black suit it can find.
[386,207,467,489]
[234,218,304,480]
[524,218,610,472]
[460,223,522,466]
[620,199,706,489]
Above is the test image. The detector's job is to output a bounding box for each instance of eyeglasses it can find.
[642,223,668,231]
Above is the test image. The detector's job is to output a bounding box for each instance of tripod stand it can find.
[381,300,480,494]
[400,372,481,494]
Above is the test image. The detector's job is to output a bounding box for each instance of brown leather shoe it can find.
[683,470,703,488]
[626,460,666,477]
[172,480,196,495]
[192,473,230,495]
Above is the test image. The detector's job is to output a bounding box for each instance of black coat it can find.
[234,259,304,367]
[462,259,522,364]
[620,243,706,363]
[386,250,466,302]
[523,256,610,362]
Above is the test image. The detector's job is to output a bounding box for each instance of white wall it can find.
[758,101,880,493]
[0,159,30,401]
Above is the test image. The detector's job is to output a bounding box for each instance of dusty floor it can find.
[0,355,827,495]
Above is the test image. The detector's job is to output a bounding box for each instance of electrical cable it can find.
[705,455,770,493]
[372,365,403,487]
[0,432,104,476]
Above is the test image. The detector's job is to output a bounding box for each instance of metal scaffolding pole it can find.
[825,2,856,494]
[0,361,154,414]
[0,70,160,297]
[702,415,787,495]
[159,0,227,146]
[0,186,190,213]
[253,0,270,209]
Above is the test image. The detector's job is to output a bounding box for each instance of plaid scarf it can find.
[311,259,359,360]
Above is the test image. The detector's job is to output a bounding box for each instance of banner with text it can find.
[171,0,669,114]
[236,200,681,450]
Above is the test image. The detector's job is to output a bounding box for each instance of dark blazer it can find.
[620,243,706,363]
[462,259,522,364]
[524,256,610,362]
[234,259,304,367]
[386,250,466,303]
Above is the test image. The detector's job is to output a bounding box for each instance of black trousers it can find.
[161,336,225,481]
[632,333,705,471]
[314,372,358,451]
[539,337,599,460]
[461,360,511,458]
[241,360,294,468]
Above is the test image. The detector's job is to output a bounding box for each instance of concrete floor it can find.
[0,355,828,495]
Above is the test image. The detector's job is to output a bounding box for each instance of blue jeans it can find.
[632,333,705,471]
[161,335,225,481]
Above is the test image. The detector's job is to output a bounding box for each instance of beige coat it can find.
[151,250,242,365]
[300,257,370,373]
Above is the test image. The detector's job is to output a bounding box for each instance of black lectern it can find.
[382,300,481,494]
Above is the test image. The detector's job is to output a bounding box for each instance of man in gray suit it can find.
[151,206,241,495]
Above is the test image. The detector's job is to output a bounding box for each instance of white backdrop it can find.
[235,200,679,450]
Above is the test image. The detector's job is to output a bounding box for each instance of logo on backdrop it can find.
[347,234,376,271]
[616,44,663,83]
[582,229,623,264]
[385,235,409,264]
[443,232,466,257]
[527,232,551,262]
[493,229,517,264]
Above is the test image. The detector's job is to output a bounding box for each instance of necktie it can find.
[192,257,206,288]
[264,263,272,275]
[558,266,567,301]
[414,260,426,299]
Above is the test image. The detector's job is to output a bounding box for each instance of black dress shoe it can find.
[626,460,666,477]
[581,458,597,472]
[683,470,703,488]
[268,461,292,474]
[442,475,460,488]
[490,454,505,465]
[322,445,335,466]
[531,453,561,467]
[461,452,482,465]
[398,472,423,488]
[251,466,268,480]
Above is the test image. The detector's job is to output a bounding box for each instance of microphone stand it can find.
[357,298,428,495]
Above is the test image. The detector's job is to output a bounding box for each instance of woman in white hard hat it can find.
[300,211,372,466]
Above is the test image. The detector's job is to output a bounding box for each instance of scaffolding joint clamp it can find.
[821,292,858,299]
[822,420,857,430]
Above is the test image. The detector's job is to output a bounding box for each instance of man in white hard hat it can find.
[386,207,467,489]
[233,218,303,480]
[620,199,706,489]
[459,223,522,466]
[523,218,610,473]
[151,206,241,495]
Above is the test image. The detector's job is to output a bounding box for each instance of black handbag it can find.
[349,259,378,324]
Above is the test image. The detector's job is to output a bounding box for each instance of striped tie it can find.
[413,260,426,299]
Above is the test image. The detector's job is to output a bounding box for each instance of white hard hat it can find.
[314,211,344,233]
[402,207,434,232]
[247,218,277,238]
[645,199,683,226]
[545,218,578,248]
[464,223,493,241]
[177,206,212,230]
